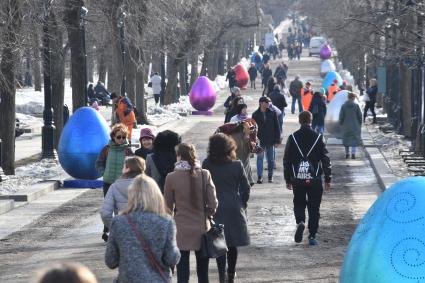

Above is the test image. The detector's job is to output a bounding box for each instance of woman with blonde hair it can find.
[96,123,133,242]
[164,143,218,283]
[105,174,180,282]
[101,156,145,229]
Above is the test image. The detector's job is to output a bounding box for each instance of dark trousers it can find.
[364,101,376,122]
[216,247,238,275]
[103,182,112,233]
[177,250,209,283]
[154,94,161,104]
[293,181,323,236]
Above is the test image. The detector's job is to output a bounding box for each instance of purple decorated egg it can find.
[320,45,332,60]
[189,76,217,111]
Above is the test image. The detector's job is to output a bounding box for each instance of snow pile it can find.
[213,75,227,92]
[147,96,192,125]
[0,158,63,195]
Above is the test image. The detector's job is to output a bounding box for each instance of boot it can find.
[219,271,227,283]
[228,272,236,283]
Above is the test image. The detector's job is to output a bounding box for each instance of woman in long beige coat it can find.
[164,143,218,283]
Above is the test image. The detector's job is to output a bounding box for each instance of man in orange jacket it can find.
[327,79,340,102]
[301,82,313,111]
[111,93,136,140]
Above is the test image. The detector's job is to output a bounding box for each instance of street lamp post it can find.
[117,8,126,96]
[41,0,55,159]
[80,6,88,105]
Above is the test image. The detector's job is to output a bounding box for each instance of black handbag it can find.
[199,170,228,258]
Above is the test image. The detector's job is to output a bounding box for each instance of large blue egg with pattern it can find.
[58,107,109,179]
[340,177,425,282]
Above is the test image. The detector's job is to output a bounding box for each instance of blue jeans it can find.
[291,96,303,114]
[345,146,357,154]
[257,145,274,178]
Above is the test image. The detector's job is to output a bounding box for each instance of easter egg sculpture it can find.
[320,59,336,78]
[320,44,332,60]
[322,71,343,90]
[234,64,249,90]
[58,107,109,179]
[189,76,217,114]
[325,90,350,138]
[341,177,425,283]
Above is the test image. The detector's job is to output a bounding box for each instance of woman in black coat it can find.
[309,91,327,134]
[202,133,250,283]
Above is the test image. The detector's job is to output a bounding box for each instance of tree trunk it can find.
[152,51,161,75]
[218,45,225,75]
[50,12,66,149]
[64,0,86,112]
[189,52,198,88]
[87,46,94,83]
[400,63,412,137]
[97,49,107,84]
[31,30,42,91]
[125,45,136,104]
[179,59,188,96]
[136,49,149,124]
[0,0,22,175]
[164,56,181,105]
[232,40,241,66]
[200,50,208,76]
[227,41,234,68]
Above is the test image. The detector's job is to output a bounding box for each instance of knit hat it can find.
[139,128,155,140]
[231,87,241,94]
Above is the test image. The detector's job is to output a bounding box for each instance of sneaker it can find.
[102,232,109,242]
[308,235,318,246]
[268,176,273,183]
[294,222,305,243]
[257,177,263,184]
[351,154,356,159]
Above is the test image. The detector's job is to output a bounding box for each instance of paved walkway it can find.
[0,54,381,282]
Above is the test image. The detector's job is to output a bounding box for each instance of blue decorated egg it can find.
[322,71,343,90]
[58,107,109,179]
[340,177,425,282]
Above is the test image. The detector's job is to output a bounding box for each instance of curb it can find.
[362,127,400,191]
[0,180,60,203]
[0,200,14,215]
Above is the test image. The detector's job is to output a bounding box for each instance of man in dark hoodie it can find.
[268,85,287,133]
[283,111,331,246]
[252,96,281,184]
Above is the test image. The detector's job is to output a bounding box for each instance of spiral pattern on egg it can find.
[386,192,424,224]
[391,237,425,280]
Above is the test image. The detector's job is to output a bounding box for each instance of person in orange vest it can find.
[301,82,313,111]
[327,79,340,102]
[111,93,136,140]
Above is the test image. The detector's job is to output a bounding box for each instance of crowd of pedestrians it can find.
[37,43,383,283]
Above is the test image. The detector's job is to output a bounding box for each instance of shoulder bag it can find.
[199,170,228,258]
[126,215,171,283]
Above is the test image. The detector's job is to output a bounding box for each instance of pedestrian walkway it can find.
[0,54,381,282]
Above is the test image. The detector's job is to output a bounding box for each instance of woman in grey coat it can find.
[339,92,362,159]
[105,174,180,282]
[100,156,145,229]
[202,133,251,283]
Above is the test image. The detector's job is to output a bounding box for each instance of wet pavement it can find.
[0,54,382,282]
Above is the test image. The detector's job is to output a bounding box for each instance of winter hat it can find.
[231,87,241,94]
[139,128,155,140]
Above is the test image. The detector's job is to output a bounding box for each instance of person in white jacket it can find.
[101,156,146,231]
[150,72,162,106]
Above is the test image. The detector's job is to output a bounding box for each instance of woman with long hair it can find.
[202,134,251,283]
[164,143,218,283]
[105,174,180,282]
[101,156,145,229]
[96,123,133,242]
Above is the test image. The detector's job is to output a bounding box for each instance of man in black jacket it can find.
[268,85,288,133]
[283,111,331,245]
[252,96,281,184]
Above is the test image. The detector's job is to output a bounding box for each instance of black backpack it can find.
[291,134,322,185]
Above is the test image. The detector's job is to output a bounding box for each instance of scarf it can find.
[174,160,201,171]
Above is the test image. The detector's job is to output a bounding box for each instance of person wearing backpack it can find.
[283,111,331,245]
